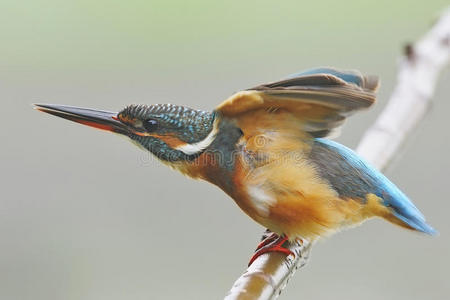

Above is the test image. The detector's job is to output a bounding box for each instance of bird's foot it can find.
[248,233,295,266]
[255,231,279,249]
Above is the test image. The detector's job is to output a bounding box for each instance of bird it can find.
[34,67,436,265]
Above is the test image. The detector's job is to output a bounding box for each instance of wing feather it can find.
[216,67,379,138]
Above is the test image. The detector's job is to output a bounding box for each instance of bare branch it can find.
[225,7,450,300]
[356,7,450,169]
[225,237,311,300]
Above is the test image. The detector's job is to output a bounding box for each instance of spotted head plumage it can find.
[117,104,218,161]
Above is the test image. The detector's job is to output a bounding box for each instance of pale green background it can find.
[1,1,449,299]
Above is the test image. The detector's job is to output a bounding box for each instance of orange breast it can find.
[174,112,384,240]
[233,150,345,239]
[226,125,384,240]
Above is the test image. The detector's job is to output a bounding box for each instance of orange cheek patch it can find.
[132,131,185,148]
[157,135,186,148]
[118,114,137,124]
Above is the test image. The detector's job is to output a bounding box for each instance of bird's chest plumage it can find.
[231,147,341,238]
[180,118,376,240]
[207,130,347,239]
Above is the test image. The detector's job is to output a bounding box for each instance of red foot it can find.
[255,232,279,249]
[248,234,295,266]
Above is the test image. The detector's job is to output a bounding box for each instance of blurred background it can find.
[1,1,449,299]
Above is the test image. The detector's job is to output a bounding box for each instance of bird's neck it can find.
[173,115,243,193]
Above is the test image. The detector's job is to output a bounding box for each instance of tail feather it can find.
[378,174,437,235]
[391,210,437,235]
[314,138,436,235]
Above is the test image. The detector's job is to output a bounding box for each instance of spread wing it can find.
[216,67,379,138]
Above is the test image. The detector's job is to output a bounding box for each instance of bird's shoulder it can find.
[215,67,379,139]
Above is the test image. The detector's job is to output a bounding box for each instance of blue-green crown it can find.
[119,104,216,161]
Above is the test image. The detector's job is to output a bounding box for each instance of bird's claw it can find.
[248,234,295,266]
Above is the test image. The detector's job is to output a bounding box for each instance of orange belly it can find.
[178,130,395,240]
[230,151,386,240]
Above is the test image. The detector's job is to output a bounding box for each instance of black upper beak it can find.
[34,103,128,134]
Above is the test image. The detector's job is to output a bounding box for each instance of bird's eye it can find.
[144,119,158,132]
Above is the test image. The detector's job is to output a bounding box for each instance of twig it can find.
[225,232,311,300]
[356,7,450,169]
[225,7,450,300]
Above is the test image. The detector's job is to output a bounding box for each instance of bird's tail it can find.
[380,179,437,235]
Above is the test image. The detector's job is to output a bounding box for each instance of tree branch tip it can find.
[404,43,415,61]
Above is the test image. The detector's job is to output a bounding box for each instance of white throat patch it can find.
[174,118,219,155]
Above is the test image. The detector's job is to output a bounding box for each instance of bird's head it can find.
[34,103,218,162]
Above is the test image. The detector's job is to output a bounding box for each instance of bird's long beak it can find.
[34,104,128,134]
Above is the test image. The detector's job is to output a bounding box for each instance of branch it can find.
[225,7,450,300]
[225,231,311,300]
[356,7,450,169]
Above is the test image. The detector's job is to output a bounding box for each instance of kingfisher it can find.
[34,67,436,265]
